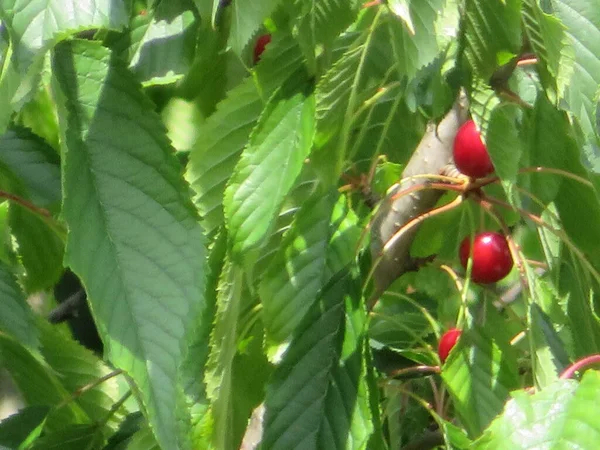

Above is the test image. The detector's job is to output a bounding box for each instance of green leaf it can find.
[38,320,127,434]
[186,78,263,236]
[0,127,61,209]
[527,95,600,264]
[522,0,570,101]
[203,260,270,450]
[552,0,600,141]
[0,0,128,72]
[30,424,101,450]
[125,425,161,450]
[9,206,64,292]
[0,260,38,349]
[52,40,206,450]
[486,103,522,182]
[224,85,316,260]
[228,0,282,55]
[529,302,570,389]
[474,370,600,449]
[442,318,520,437]
[295,0,358,68]
[259,190,336,343]
[118,2,198,86]
[561,258,600,357]
[386,0,447,79]
[463,0,522,80]
[186,32,309,237]
[0,406,49,449]
[261,269,374,449]
[0,332,88,431]
[204,260,244,450]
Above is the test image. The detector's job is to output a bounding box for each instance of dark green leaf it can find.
[0,405,49,449]
[262,269,374,449]
[0,260,38,349]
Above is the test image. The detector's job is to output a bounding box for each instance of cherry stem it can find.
[518,166,593,187]
[55,369,124,411]
[388,365,440,378]
[560,354,600,380]
[0,190,51,218]
[362,0,381,7]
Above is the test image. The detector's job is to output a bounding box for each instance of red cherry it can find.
[453,120,494,178]
[253,34,271,64]
[459,232,513,284]
[438,328,462,363]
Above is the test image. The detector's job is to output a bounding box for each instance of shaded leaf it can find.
[0,405,49,449]
[0,260,38,349]
[262,269,374,449]
[52,40,206,450]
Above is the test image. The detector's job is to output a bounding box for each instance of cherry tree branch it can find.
[370,91,470,297]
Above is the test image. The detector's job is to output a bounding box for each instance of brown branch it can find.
[369,90,470,297]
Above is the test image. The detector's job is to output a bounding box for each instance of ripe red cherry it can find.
[459,232,513,284]
[253,34,271,64]
[438,328,462,363]
[453,120,494,178]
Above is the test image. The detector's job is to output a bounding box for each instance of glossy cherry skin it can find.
[459,232,513,284]
[438,328,462,363]
[253,34,271,64]
[453,120,494,178]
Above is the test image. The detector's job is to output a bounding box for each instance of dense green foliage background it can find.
[1,0,600,448]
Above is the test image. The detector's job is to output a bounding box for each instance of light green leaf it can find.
[552,0,600,140]
[224,86,316,260]
[0,0,128,72]
[125,425,161,450]
[474,371,600,449]
[0,261,38,350]
[228,0,282,55]
[52,40,206,450]
[262,269,374,449]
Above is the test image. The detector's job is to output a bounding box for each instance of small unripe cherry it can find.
[438,328,462,363]
[453,120,494,178]
[253,34,271,64]
[459,232,513,284]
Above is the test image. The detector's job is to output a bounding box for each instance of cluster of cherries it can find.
[438,119,515,363]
